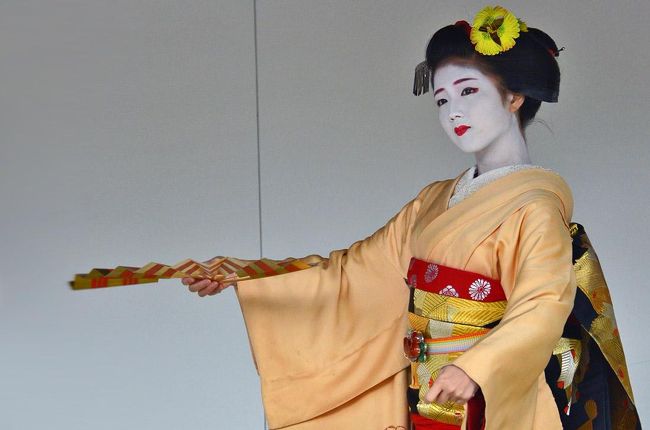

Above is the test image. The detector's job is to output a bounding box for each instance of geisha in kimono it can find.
[184,6,640,430]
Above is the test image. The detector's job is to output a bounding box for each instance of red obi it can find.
[406,258,505,302]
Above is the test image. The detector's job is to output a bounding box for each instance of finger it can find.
[199,281,223,297]
[436,390,451,404]
[210,282,228,294]
[448,382,476,403]
[223,273,238,288]
[198,282,221,297]
[461,386,478,402]
[189,280,209,293]
[208,285,227,296]
[450,395,467,405]
[208,283,230,295]
[424,384,442,403]
[207,287,222,296]
[182,277,195,286]
[188,279,212,292]
[451,385,476,404]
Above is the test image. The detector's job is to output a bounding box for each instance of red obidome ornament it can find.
[404,330,427,362]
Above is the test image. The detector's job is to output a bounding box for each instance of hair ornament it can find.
[470,5,528,55]
[412,5,535,96]
[412,19,473,95]
[454,20,472,37]
[413,61,430,96]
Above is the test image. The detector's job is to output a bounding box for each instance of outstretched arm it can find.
[183,182,437,298]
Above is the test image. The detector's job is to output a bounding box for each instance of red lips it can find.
[454,125,471,136]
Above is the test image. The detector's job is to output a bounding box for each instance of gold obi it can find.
[405,259,581,426]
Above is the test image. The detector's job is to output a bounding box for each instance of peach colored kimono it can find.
[236,168,576,429]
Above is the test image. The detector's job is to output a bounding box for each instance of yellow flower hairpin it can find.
[470,5,528,55]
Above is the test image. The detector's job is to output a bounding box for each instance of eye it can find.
[436,98,447,107]
[461,87,478,96]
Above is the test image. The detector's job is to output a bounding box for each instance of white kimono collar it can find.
[448,164,546,208]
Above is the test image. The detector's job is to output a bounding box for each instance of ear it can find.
[508,93,525,113]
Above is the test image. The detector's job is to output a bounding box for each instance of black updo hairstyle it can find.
[416,21,561,129]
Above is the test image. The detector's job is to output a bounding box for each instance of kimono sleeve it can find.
[235,186,432,428]
[452,199,577,429]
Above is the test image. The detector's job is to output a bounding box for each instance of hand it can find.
[424,365,478,405]
[183,273,237,297]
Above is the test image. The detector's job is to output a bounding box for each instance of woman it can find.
[185,6,638,430]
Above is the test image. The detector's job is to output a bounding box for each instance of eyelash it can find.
[461,87,478,96]
[436,87,479,107]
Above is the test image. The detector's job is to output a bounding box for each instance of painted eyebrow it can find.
[433,78,478,96]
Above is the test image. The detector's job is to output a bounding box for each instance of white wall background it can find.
[1,1,648,429]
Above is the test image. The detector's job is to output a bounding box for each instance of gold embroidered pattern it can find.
[571,228,634,402]
[414,289,506,326]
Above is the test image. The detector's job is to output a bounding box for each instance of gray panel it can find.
[0,1,263,428]
[256,1,466,260]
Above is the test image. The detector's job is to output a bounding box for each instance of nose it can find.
[449,110,463,122]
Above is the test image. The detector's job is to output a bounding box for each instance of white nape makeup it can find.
[432,63,529,174]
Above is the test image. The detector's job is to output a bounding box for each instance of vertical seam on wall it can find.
[253,0,264,262]
[253,1,267,429]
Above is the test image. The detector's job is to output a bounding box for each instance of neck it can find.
[474,116,530,175]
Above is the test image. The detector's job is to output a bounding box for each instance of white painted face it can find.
[432,63,517,154]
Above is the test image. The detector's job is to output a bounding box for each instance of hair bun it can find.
[526,27,562,57]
